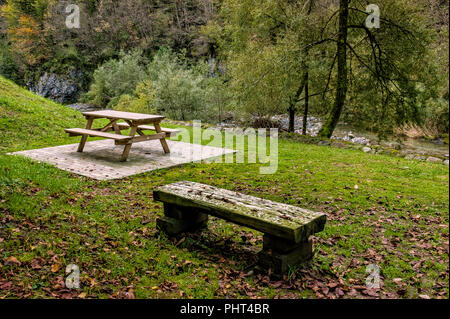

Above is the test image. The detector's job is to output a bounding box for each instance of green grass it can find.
[0,76,448,299]
[0,77,87,153]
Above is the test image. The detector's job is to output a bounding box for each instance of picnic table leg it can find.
[120,124,138,162]
[77,117,94,152]
[112,122,122,135]
[154,122,170,154]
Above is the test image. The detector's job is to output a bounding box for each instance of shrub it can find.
[114,81,156,114]
[84,50,146,107]
[0,40,20,83]
[148,48,231,122]
[87,47,231,123]
[152,66,207,121]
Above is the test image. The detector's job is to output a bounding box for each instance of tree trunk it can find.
[288,105,296,132]
[288,0,313,134]
[318,0,349,138]
[302,71,309,135]
[288,76,307,132]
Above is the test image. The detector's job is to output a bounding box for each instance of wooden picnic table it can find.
[65,110,179,162]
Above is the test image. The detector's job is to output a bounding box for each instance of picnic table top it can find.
[82,110,165,123]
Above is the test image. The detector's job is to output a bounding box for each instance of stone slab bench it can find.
[153,181,326,275]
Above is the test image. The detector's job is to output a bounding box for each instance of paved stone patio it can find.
[10,140,235,180]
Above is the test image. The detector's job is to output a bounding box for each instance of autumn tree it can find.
[1,0,220,81]
[1,0,51,71]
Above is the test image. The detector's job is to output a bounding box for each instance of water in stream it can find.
[332,124,449,156]
[270,115,449,158]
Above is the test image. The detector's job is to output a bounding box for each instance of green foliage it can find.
[114,80,156,114]
[337,0,437,136]
[109,48,231,122]
[215,0,449,136]
[1,0,217,84]
[85,50,147,107]
[4,0,48,20]
[148,50,208,121]
[214,0,333,122]
[422,98,449,134]
[153,69,207,121]
[0,39,19,83]
[1,0,448,136]
[149,49,231,122]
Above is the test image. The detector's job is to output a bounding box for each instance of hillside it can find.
[0,76,84,153]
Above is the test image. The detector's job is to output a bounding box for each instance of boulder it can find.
[426,156,442,163]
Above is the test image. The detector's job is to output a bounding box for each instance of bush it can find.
[423,98,449,134]
[0,40,20,83]
[114,81,156,114]
[87,48,231,122]
[84,50,146,107]
[152,65,207,121]
[148,49,231,122]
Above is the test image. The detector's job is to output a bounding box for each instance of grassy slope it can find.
[0,77,86,153]
[0,76,448,299]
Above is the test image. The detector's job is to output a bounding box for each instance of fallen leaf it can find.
[328,282,338,288]
[31,258,44,270]
[51,263,60,273]
[5,256,21,266]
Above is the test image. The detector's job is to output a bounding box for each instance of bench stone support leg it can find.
[258,235,313,275]
[157,204,208,235]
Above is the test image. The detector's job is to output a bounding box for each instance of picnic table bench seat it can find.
[65,128,133,144]
[115,122,180,137]
[154,181,327,275]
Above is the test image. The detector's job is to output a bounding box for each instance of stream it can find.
[254,115,448,161]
